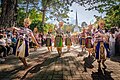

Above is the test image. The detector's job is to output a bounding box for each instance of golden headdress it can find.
[49,28,52,32]
[88,24,93,30]
[98,19,105,26]
[81,27,86,33]
[66,26,71,32]
[33,27,38,33]
[59,21,64,27]
[88,24,92,27]
[24,18,31,25]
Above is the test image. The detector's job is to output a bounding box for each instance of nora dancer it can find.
[33,27,39,51]
[13,18,39,68]
[46,29,52,52]
[85,24,94,56]
[80,28,86,52]
[65,30,72,52]
[54,22,64,57]
[94,19,110,69]
[78,28,87,57]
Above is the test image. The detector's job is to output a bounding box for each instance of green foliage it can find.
[43,23,54,33]
[17,8,43,31]
[17,8,26,27]
[84,0,120,28]
[63,24,77,33]
[104,4,120,28]
[40,0,71,22]
[16,0,120,30]
[85,0,119,12]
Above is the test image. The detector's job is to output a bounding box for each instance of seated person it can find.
[0,34,7,61]
[6,34,12,55]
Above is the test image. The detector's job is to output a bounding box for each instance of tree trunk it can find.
[26,0,29,18]
[41,9,46,26]
[0,0,17,27]
[41,6,47,33]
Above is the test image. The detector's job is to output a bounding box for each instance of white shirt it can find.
[109,34,115,42]
[7,38,12,44]
[0,38,6,46]
[115,31,119,37]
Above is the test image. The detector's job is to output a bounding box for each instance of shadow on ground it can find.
[21,55,82,80]
[91,64,113,80]
[21,50,95,80]
[110,56,120,63]
[21,54,59,80]
[0,50,49,80]
[0,65,25,79]
[83,55,95,72]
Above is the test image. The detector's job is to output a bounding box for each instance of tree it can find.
[38,0,71,26]
[17,0,74,31]
[17,7,43,31]
[20,0,120,27]
[84,0,120,28]
[18,0,39,17]
[1,0,119,28]
[85,0,119,12]
[0,0,17,27]
[104,5,120,28]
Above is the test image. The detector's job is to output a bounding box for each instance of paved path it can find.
[0,45,120,80]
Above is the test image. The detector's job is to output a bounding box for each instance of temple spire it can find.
[76,11,78,27]
[74,10,80,32]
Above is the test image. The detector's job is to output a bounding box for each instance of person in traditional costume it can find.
[94,19,110,69]
[65,30,72,52]
[54,22,64,56]
[46,29,52,52]
[33,27,39,51]
[13,18,39,68]
[85,24,94,56]
[78,28,87,57]
[80,28,87,51]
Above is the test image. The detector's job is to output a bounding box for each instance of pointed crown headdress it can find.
[49,28,52,32]
[24,18,31,25]
[98,18,105,26]
[59,21,64,27]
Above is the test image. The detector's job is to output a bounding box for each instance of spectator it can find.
[6,34,12,55]
[115,28,120,56]
[41,33,46,46]
[109,28,116,56]
[105,28,109,49]
[11,34,17,44]
[11,34,17,54]
[0,34,7,61]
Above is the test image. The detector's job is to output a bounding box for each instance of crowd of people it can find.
[0,29,16,61]
[78,25,120,56]
[0,18,120,69]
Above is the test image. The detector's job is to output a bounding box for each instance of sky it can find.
[47,3,106,27]
[68,3,106,26]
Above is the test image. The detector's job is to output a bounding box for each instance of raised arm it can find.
[12,27,21,31]
[30,32,39,47]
